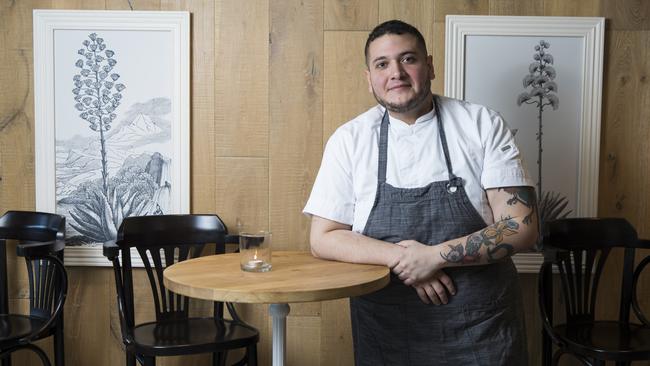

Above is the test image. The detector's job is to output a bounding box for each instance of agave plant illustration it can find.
[67,166,159,243]
[73,32,125,198]
[516,40,572,224]
[70,32,132,242]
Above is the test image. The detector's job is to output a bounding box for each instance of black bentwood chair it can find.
[103,214,259,366]
[539,218,650,366]
[0,211,67,366]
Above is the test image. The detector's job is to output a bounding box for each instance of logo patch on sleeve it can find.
[501,145,512,152]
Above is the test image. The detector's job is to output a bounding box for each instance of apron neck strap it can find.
[433,96,459,184]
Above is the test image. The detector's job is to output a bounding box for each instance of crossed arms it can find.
[309,186,538,304]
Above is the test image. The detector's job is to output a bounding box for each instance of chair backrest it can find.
[0,210,65,243]
[0,211,67,341]
[540,218,639,325]
[106,214,231,343]
[19,243,68,340]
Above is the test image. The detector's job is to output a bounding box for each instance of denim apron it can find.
[350,96,528,366]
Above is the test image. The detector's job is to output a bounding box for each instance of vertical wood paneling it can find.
[519,275,542,366]
[324,0,379,31]
[543,0,601,16]
[323,31,375,144]
[602,0,650,31]
[0,0,37,214]
[599,31,650,228]
[287,316,321,366]
[433,0,489,22]
[320,298,354,366]
[269,0,323,250]
[214,157,268,233]
[51,0,106,9]
[431,22,446,94]
[215,0,269,158]
[431,0,489,92]
[183,0,216,214]
[64,268,114,366]
[488,0,543,16]
[378,0,435,61]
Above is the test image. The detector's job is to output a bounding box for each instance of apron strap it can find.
[377,110,390,183]
[433,95,460,187]
[377,95,460,188]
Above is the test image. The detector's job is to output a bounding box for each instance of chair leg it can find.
[126,352,136,366]
[246,345,257,366]
[213,351,227,366]
[541,330,552,366]
[0,354,11,366]
[54,321,65,366]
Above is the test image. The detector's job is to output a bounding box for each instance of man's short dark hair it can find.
[365,20,427,64]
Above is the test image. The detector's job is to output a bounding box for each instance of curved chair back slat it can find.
[0,210,67,366]
[539,217,650,365]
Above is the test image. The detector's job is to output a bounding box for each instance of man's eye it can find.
[375,62,386,69]
[402,56,415,63]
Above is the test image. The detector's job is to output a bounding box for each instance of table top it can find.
[163,251,390,303]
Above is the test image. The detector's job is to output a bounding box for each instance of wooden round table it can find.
[163,251,389,366]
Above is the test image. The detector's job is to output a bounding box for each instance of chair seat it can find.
[0,314,48,348]
[132,317,259,356]
[555,320,650,360]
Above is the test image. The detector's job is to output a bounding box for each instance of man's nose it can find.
[388,61,405,79]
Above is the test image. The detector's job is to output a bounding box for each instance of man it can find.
[303,20,537,365]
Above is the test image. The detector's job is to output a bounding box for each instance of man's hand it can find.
[412,271,456,305]
[392,240,445,285]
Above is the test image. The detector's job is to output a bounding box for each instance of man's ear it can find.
[365,69,373,93]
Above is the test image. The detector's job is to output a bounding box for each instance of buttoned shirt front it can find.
[304,96,534,233]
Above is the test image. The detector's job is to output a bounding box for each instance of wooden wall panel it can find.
[324,0,379,31]
[187,0,216,214]
[269,0,323,251]
[214,0,269,158]
[602,0,650,31]
[2,1,650,365]
[214,157,269,232]
[543,0,601,16]
[323,31,375,144]
[433,0,489,22]
[378,0,435,63]
[64,268,115,366]
[320,298,355,366]
[430,0,490,93]
[599,31,650,229]
[0,0,36,214]
[287,316,321,366]
[488,0,543,16]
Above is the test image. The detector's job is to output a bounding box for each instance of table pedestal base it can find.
[269,303,290,366]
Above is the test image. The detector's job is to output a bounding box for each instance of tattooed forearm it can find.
[440,219,519,264]
[498,187,537,225]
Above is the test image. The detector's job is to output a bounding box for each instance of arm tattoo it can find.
[440,219,518,264]
[498,187,537,225]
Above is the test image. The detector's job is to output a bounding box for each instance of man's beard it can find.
[372,80,431,114]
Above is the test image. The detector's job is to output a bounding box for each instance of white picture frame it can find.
[34,10,190,266]
[444,15,605,273]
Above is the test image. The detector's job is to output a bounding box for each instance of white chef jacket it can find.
[303,95,534,233]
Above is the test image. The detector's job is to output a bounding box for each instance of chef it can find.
[303,20,538,365]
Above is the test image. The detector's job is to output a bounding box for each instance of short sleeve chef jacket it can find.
[303,96,534,233]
